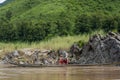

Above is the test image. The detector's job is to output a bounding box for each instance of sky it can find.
[0,0,6,4]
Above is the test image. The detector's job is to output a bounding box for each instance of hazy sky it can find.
[0,0,6,4]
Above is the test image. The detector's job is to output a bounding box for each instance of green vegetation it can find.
[0,0,120,42]
[0,30,104,55]
[0,34,86,52]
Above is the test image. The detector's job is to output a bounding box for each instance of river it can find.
[0,64,120,80]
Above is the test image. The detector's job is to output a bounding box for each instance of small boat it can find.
[8,62,83,67]
[8,61,116,67]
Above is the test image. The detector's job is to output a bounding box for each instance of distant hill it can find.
[0,0,120,41]
[1,0,120,21]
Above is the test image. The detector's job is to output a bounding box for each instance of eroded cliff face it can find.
[77,32,120,64]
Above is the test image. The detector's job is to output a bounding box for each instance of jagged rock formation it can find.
[78,32,120,65]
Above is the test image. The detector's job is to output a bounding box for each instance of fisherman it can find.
[58,49,68,65]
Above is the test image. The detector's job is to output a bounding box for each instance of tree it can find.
[102,16,118,32]
[75,14,92,34]
[5,10,12,20]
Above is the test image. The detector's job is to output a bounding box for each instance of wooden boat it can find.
[8,61,117,67]
[8,62,84,67]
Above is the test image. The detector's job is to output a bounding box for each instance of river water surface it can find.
[0,64,120,80]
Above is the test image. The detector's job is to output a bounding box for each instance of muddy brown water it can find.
[0,64,120,80]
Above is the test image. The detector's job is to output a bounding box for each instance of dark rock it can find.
[77,32,120,65]
[70,43,82,60]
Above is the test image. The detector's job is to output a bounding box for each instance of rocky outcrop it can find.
[1,48,69,65]
[1,49,58,65]
[78,32,120,65]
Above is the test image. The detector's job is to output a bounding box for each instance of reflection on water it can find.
[0,64,120,80]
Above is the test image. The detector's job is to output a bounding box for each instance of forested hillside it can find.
[0,0,120,41]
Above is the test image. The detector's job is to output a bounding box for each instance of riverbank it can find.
[4,31,120,66]
[0,30,104,57]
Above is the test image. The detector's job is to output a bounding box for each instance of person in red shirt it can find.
[59,55,68,65]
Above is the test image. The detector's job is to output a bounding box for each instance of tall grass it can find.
[0,35,87,52]
[0,30,105,55]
